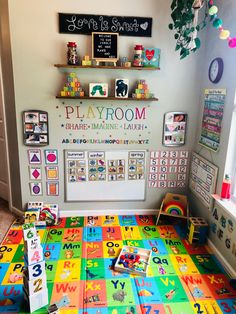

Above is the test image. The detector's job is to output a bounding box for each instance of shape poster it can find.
[148,150,189,188]
[199,89,226,152]
[189,152,218,208]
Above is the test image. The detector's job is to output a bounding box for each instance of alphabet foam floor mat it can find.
[0,214,236,313]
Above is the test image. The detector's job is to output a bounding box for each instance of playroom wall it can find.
[189,0,236,275]
[5,0,206,214]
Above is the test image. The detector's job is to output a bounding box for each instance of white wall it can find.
[8,0,205,213]
[189,0,236,273]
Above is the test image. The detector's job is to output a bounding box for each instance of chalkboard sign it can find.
[58,13,152,37]
[92,32,118,63]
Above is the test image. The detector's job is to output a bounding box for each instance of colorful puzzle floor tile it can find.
[0,214,236,313]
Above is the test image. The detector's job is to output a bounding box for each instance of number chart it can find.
[148,150,190,189]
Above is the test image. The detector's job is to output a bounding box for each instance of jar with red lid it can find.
[133,44,144,67]
[67,42,79,65]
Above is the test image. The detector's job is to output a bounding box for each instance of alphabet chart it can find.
[148,150,190,188]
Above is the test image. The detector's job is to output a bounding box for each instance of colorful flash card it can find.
[46,181,59,196]
[46,166,59,180]
[28,149,41,164]
[44,149,58,165]
[29,166,42,180]
[30,182,43,196]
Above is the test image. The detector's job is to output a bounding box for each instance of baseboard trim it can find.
[11,205,24,217]
[60,208,157,217]
[207,238,236,278]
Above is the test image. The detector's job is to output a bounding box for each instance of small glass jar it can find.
[67,42,79,65]
[133,44,144,67]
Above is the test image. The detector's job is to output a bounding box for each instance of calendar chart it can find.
[148,150,190,188]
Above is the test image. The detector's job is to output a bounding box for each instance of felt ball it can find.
[219,30,230,40]
[209,5,218,15]
[228,37,236,48]
[213,18,223,29]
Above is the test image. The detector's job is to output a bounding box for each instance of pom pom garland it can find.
[209,0,236,48]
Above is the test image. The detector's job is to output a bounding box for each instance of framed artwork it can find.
[23,110,49,146]
[162,112,187,146]
[115,79,129,98]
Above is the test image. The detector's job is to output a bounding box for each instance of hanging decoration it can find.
[169,0,236,59]
[208,0,236,48]
[169,0,210,59]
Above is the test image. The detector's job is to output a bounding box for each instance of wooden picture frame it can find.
[92,32,119,65]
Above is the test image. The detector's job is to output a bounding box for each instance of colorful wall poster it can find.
[148,150,189,188]
[65,150,146,201]
[162,112,187,146]
[189,152,218,208]
[199,89,226,152]
[23,110,49,146]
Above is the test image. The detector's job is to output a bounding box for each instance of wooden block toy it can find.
[59,73,85,97]
[132,80,154,99]
[23,271,47,296]
[22,223,37,241]
[24,286,48,313]
[47,303,59,314]
[24,246,44,266]
[114,245,151,277]
[24,235,41,252]
[25,260,46,281]
[115,79,129,98]
[187,217,208,245]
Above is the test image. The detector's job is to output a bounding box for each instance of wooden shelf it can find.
[54,64,160,71]
[156,211,189,219]
[56,96,158,101]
